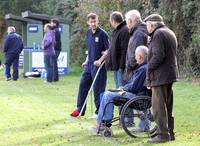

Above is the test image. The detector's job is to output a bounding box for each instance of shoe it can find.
[70,109,81,117]
[88,124,106,133]
[89,113,98,119]
[170,133,175,141]
[6,77,11,81]
[148,135,170,143]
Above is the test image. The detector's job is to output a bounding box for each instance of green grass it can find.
[0,68,200,146]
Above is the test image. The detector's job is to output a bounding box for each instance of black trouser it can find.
[152,83,174,138]
[53,50,60,81]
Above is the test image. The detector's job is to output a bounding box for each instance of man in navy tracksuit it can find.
[3,26,23,81]
[70,13,109,117]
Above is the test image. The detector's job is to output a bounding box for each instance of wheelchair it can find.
[97,95,157,138]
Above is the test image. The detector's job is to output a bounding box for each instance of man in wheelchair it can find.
[89,45,150,133]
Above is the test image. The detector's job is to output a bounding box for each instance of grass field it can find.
[0,67,200,146]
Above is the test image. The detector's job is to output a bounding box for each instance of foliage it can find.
[0,0,200,77]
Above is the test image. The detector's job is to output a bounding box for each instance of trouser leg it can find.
[166,83,174,138]
[53,50,60,81]
[152,85,170,137]
[12,54,19,80]
[4,53,13,79]
[77,70,92,114]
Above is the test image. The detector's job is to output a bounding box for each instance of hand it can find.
[101,50,108,56]
[147,86,151,90]
[81,61,87,68]
[94,60,101,67]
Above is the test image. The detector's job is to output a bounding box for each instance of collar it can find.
[149,23,165,36]
[115,21,126,30]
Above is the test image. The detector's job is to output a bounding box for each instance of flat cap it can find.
[144,14,163,22]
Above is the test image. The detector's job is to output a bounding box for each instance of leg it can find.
[44,55,53,82]
[166,83,175,140]
[12,54,19,80]
[92,65,107,114]
[76,69,92,114]
[97,91,121,124]
[151,85,170,140]
[113,69,124,88]
[4,53,14,79]
[53,50,60,81]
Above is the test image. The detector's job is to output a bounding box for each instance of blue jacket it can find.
[124,62,147,95]
[3,32,23,54]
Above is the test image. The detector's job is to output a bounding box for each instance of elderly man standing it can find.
[124,10,148,82]
[145,14,178,143]
[3,26,23,81]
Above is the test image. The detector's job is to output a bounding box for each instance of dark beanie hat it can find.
[144,14,163,22]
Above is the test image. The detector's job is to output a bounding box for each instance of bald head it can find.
[135,45,148,64]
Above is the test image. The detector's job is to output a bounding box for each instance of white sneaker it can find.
[89,113,98,119]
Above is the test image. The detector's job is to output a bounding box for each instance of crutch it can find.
[79,60,105,117]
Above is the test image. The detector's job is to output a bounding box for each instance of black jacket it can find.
[146,24,178,86]
[54,27,62,51]
[106,21,129,70]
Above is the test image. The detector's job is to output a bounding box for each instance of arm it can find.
[94,32,110,67]
[127,31,147,70]
[3,36,9,52]
[148,33,165,71]
[43,35,53,50]
[124,67,146,93]
[119,30,129,70]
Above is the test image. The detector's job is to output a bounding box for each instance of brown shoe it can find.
[170,133,175,141]
[148,135,170,143]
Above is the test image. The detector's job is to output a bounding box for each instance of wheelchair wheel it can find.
[101,127,113,137]
[120,96,156,138]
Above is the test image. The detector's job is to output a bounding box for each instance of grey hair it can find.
[135,45,148,59]
[125,10,141,23]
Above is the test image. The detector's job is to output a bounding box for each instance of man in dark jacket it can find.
[124,10,148,82]
[50,18,61,82]
[145,14,178,143]
[89,45,149,132]
[3,26,23,81]
[105,11,130,88]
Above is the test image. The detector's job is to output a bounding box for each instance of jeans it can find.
[113,69,124,88]
[97,91,150,130]
[44,55,55,82]
[4,53,19,80]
